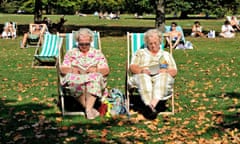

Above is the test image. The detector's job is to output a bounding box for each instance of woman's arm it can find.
[97,67,110,76]
[192,25,196,32]
[60,66,80,75]
[130,64,150,75]
[60,66,72,75]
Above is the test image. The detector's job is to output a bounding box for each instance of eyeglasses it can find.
[78,43,91,46]
[171,25,176,27]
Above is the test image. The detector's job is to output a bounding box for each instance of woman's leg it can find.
[75,90,99,119]
[85,93,99,119]
[133,74,153,106]
[151,73,174,108]
[77,94,86,108]
[21,33,28,48]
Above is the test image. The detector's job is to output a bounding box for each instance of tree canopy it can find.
[0,0,239,18]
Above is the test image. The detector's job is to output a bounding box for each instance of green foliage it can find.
[0,0,19,13]
[19,0,35,13]
[0,0,239,17]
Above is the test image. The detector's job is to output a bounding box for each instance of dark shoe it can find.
[155,100,167,112]
[142,105,157,120]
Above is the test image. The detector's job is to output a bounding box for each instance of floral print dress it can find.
[61,48,109,98]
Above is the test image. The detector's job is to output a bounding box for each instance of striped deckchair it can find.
[56,31,103,116]
[32,33,63,68]
[64,33,76,51]
[126,32,175,115]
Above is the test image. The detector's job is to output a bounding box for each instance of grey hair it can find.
[75,28,94,42]
[144,29,162,44]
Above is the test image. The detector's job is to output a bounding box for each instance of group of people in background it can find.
[219,16,240,38]
[191,15,240,38]
[1,15,67,42]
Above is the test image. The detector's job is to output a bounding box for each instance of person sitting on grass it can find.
[191,21,206,37]
[219,20,235,38]
[229,16,240,31]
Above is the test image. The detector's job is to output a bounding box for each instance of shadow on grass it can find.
[205,92,240,135]
[0,96,139,143]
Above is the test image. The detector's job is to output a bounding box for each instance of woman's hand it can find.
[60,66,81,75]
[86,66,98,73]
[141,69,151,75]
[72,66,80,74]
[159,68,177,77]
[159,68,168,73]
[60,66,72,75]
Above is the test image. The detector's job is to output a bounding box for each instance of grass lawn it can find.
[0,14,240,143]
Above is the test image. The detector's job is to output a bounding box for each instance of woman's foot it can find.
[142,105,158,120]
[20,44,26,49]
[86,108,100,120]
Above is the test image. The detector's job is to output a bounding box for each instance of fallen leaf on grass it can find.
[74,128,83,134]
[17,95,22,101]
[65,137,77,142]
[101,129,108,137]
[58,132,68,137]
[61,126,69,131]
[198,111,206,120]
[13,133,23,141]
[35,134,46,139]
[2,78,8,81]
[56,117,62,123]
[32,97,39,101]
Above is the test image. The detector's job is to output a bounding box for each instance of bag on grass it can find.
[102,88,128,117]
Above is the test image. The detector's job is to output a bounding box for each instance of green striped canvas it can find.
[131,33,145,56]
[34,34,63,62]
[65,33,76,51]
[130,33,165,57]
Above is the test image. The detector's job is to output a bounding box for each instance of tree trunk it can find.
[34,0,42,23]
[179,11,188,19]
[155,0,165,32]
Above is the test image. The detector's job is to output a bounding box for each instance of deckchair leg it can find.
[61,95,65,116]
[172,91,174,114]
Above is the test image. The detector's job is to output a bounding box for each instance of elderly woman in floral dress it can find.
[60,28,109,119]
[129,29,177,118]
